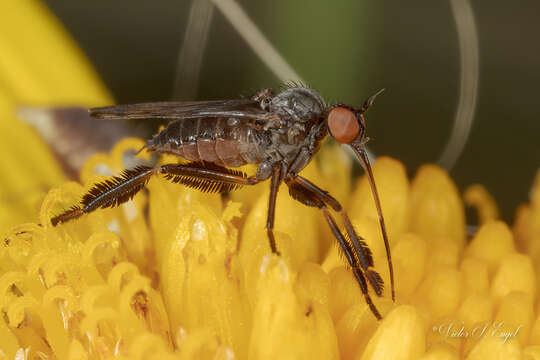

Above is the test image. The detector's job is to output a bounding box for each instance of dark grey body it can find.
[146,116,265,167]
[146,86,328,180]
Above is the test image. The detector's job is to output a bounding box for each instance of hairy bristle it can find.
[163,174,239,193]
[186,161,247,178]
[287,180,324,208]
[161,161,247,194]
[366,269,384,296]
[51,165,155,226]
[279,79,311,90]
[338,228,383,296]
[81,166,155,211]
[51,205,83,226]
[334,240,384,297]
[334,241,352,270]
[343,230,374,269]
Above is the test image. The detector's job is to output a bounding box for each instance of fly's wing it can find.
[90,99,270,121]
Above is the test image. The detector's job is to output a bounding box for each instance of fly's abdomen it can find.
[147,117,265,167]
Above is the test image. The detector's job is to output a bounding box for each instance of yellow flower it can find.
[4,135,540,359]
[0,0,112,233]
[3,2,540,360]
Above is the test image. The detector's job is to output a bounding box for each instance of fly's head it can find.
[327,89,384,161]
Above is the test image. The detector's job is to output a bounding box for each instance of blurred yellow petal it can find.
[418,342,459,360]
[465,220,516,274]
[248,256,339,360]
[463,184,500,224]
[360,305,425,360]
[460,258,490,295]
[458,294,493,329]
[414,266,462,321]
[465,335,521,360]
[350,156,410,242]
[0,0,112,233]
[523,346,540,360]
[514,169,540,259]
[491,253,536,300]
[239,182,319,292]
[426,236,461,270]
[493,292,533,345]
[336,299,394,360]
[392,232,427,299]
[327,266,363,324]
[409,164,466,249]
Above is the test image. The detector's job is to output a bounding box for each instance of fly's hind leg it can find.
[52,161,261,226]
[51,165,158,225]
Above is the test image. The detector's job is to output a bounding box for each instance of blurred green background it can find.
[42,0,539,222]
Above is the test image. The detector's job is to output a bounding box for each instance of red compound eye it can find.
[327,106,360,144]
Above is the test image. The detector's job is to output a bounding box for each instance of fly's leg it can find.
[322,208,382,320]
[290,175,392,298]
[158,162,260,189]
[266,165,282,255]
[285,174,385,320]
[51,166,157,225]
[52,161,260,226]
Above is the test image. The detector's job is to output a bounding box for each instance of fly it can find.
[51,84,394,320]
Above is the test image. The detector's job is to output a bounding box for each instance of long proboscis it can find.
[352,145,395,302]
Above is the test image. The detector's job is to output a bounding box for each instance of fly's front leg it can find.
[285,174,383,320]
[292,176,374,271]
[322,208,382,320]
[266,165,282,255]
[292,175,393,299]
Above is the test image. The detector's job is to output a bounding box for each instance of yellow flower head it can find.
[2,2,540,360]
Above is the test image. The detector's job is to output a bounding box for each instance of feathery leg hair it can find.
[51,166,156,225]
[287,176,381,287]
[51,162,256,226]
[285,175,383,319]
[322,208,382,320]
[159,161,258,192]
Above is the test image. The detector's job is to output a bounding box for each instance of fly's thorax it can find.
[262,114,328,170]
[269,86,326,122]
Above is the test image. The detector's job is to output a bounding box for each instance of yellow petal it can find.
[523,346,540,360]
[414,266,462,321]
[159,199,248,357]
[336,299,394,360]
[460,258,490,295]
[409,165,466,250]
[463,184,500,224]
[360,305,425,360]
[417,342,459,360]
[350,156,410,242]
[392,233,427,299]
[465,335,521,360]
[0,0,112,232]
[491,253,536,300]
[248,256,339,360]
[493,291,533,345]
[465,221,516,273]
